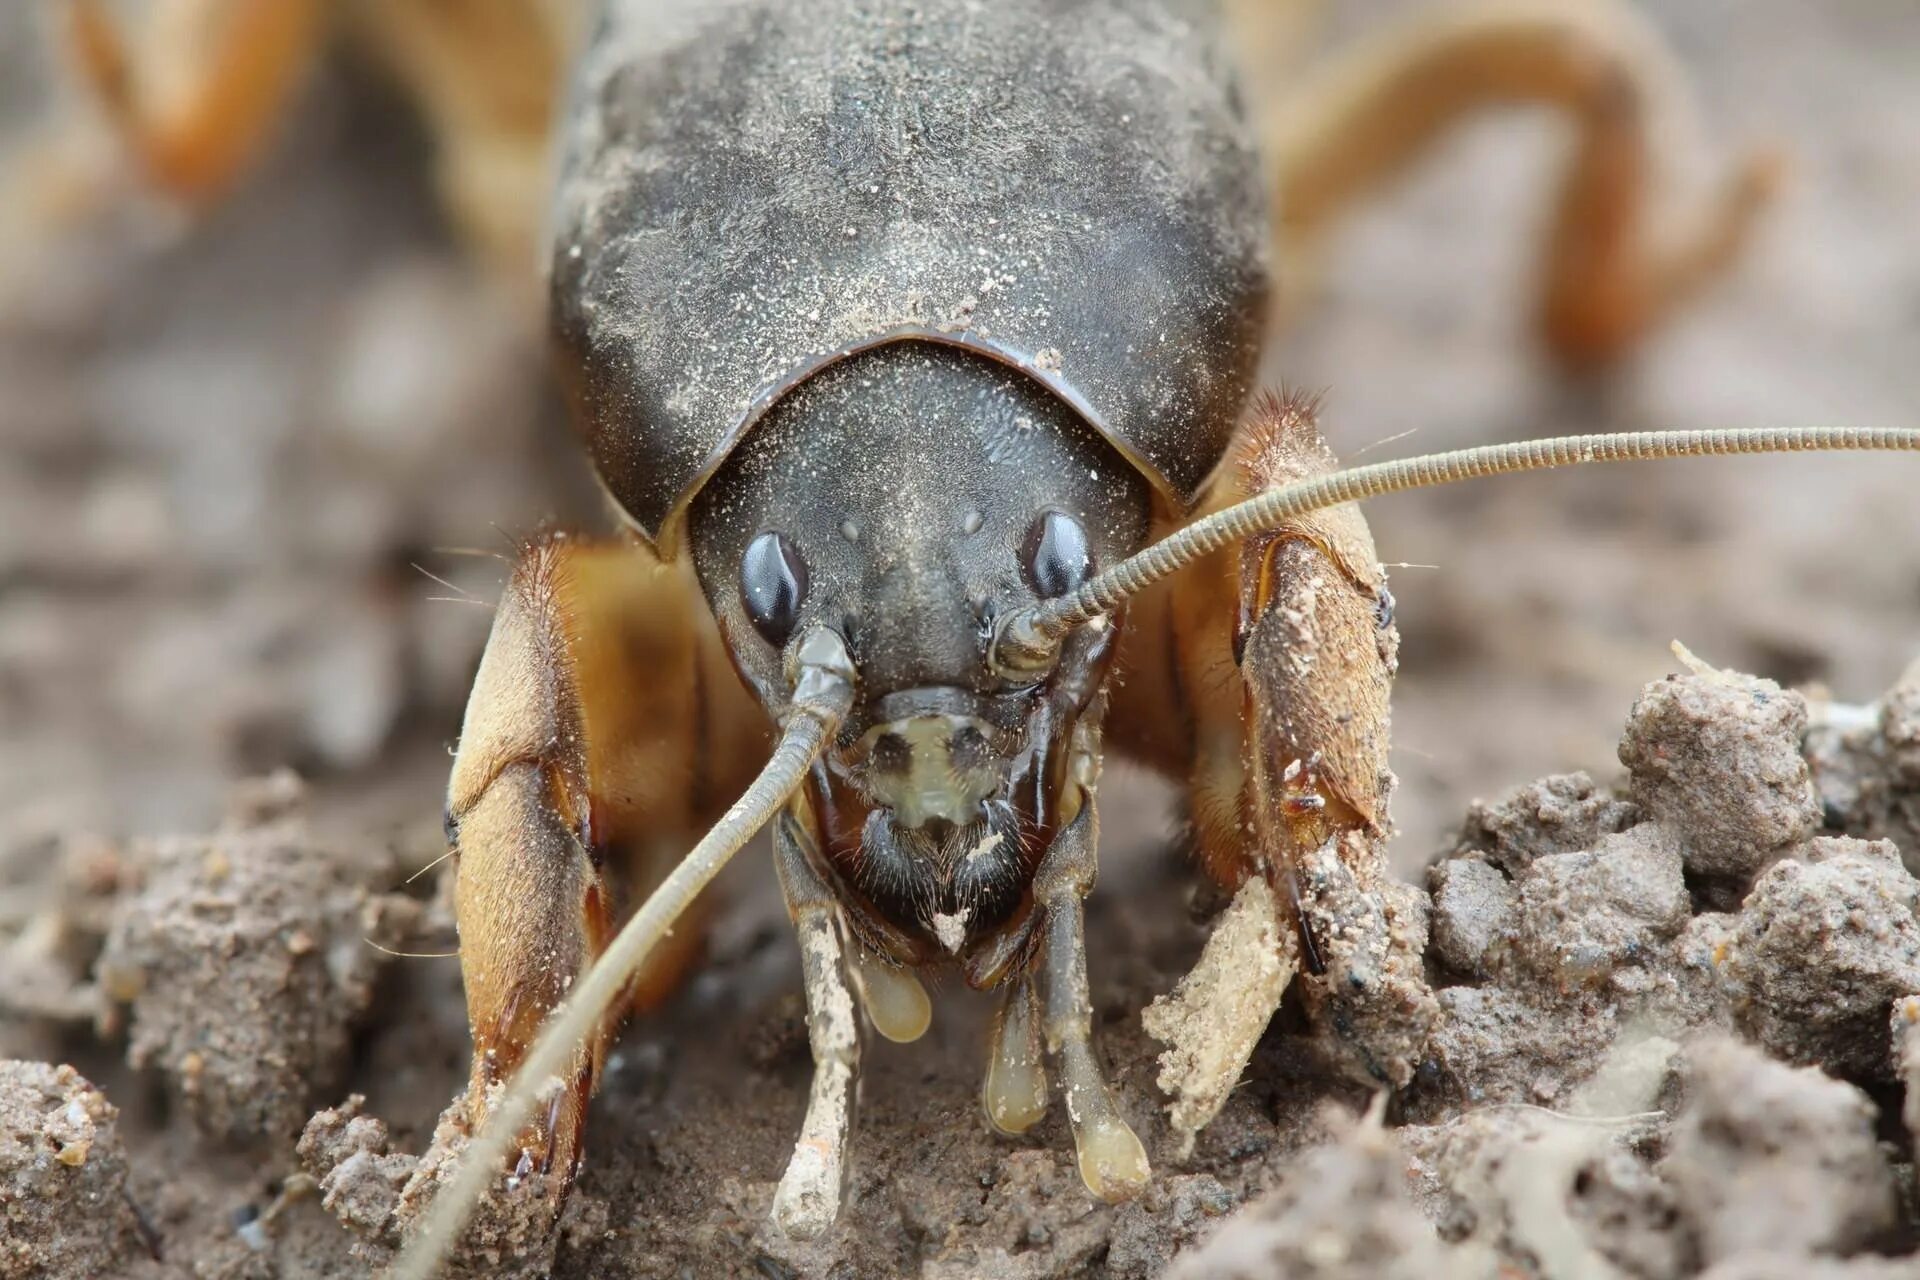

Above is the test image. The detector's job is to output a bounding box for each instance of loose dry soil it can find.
[3,1,1920,1277]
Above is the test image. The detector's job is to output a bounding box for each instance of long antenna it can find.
[392,629,857,1280]
[993,426,1920,672]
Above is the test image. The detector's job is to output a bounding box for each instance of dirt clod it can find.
[1402,1100,1673,1280]
[297,1090,561,1278]
[1882,659,1920,786]
[1295,833,1440,1091]
[1893,995,1920,1141]
[1509,826,1690,992]
[1427,854,1514,980]
[1619,662,1819,893]
[0,1061,142,1280]
[394,1094,565,1280]
[1720,836,1920,1078]
[1168,1110,1465,1280]
[1807,658,1920,874]
[1454,772,1638,879]
[297,1096,413,1249]
[1662,1036,1898,1265]
[95,786,419,1147]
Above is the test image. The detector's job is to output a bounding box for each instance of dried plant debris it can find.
[7,661,1920,1276]
[1143,876,1297,1158]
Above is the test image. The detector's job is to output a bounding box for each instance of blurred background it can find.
[1,0,1916,880]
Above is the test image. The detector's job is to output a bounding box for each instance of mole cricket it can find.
[63,0,1920,1266]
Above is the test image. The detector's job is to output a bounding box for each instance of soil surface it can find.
[12,653,1920,1279]
[3,1,1920,1277]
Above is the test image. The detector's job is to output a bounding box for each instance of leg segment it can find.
[1204,404,1439,1095]
[344,0,577,279]
[1172,392,1397,900]
[62,0,570,278]
[1263,0,1782,367]
[1124,392,1417,1148]
[1031,801,1150,1202]
[770,813,860,1240]
[982,975,1047,1137]
[845,943,933,1046]
[446,533,759,1191]
[65,0,329,202]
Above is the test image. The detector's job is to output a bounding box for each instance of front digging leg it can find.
[1149,392,1433,1153]
[421,532,743,1257]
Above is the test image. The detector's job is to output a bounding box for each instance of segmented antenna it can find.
[993,426,1920,671]
[393,629,857,1280]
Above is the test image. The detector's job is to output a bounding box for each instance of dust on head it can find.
[685,340,1151,961]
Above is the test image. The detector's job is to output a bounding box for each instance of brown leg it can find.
[343,0,577,278]
[65,0,330,202]
[1118,392,1403,1147]
[1168,392,1397,897]
[446,532,763,1188]
[1263,0,1782,367]
[61,0,571,277]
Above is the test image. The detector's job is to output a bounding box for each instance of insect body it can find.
[425,0,1803,1245]
[566,0,1268,965]
[510,0,1278,1222]
[71,0,1902,1266]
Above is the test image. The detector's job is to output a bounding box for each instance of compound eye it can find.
[1021,510,1092,599]
[741,531,808,647]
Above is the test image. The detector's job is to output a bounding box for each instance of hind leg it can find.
[343,0,577,279]
[1264,0,1782,367]
[64,0,329,202]
[61,0,570,278]
[445,533,764,1188]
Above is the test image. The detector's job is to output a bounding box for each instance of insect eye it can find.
[1021,510,1092,599]
[741,531,808,647]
